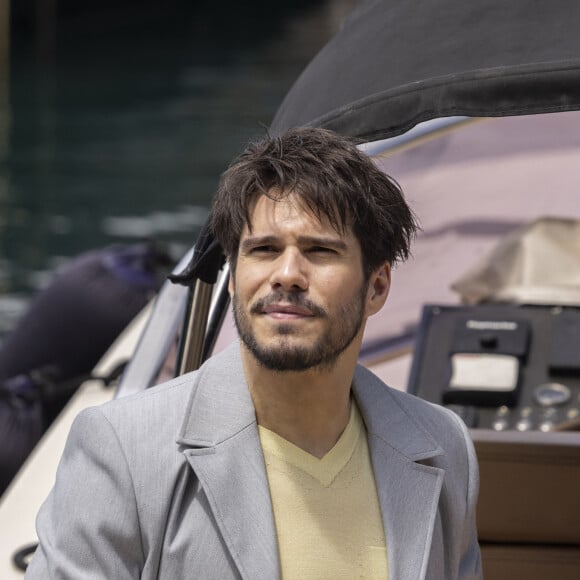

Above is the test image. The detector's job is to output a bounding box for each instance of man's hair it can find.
[211,127,418,278]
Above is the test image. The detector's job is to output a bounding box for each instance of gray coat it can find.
[27,342,482,579]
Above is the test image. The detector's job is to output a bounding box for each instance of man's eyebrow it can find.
[298,236,348,251]
[240,236,278,252]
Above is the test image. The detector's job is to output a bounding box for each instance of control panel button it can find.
[534,383,571,407]
[516,419,532,432]
[492,418,509,431]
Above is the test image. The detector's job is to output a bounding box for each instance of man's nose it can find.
[269,249,308,291]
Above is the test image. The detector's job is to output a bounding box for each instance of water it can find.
[0,0,357,333]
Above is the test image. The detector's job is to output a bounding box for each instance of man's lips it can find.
[250,293,327,318]
[260,303,314,318]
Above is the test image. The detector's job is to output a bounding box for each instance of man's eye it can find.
[310,246,336,254]
[252,246,277,254]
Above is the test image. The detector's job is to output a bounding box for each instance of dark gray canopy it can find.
[271,0,580,140]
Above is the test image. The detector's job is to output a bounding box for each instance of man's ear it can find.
[365,262,391,317]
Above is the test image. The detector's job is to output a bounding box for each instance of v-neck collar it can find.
[258,403,362,486]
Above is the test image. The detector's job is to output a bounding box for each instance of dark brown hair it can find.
[211,127,418,278]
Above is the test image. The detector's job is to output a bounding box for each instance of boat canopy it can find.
[271,0,580,140]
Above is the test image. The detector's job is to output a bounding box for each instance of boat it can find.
[2,0,580,577]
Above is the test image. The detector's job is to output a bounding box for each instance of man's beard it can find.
[232,286,367,372]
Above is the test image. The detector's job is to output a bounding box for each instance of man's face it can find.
[229,193,387,372]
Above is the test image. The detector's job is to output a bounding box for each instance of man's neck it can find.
[241,344,359,458]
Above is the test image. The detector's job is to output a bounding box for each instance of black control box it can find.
[408,304,580,431]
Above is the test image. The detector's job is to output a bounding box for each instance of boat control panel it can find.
[408,304,580,431]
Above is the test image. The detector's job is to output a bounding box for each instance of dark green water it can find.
[0,0,356,332]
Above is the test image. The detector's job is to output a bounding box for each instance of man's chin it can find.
[243,339,342,373]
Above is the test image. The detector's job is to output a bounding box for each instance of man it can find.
[27,128,482,579]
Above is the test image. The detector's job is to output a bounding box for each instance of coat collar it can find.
[352,364,444,461]
[177,341,256,448]
[177,343,444,458]
[176,343,446,580]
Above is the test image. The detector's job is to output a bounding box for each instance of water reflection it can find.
[1,0,357,331]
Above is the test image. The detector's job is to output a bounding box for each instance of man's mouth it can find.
[261,303,314,319]
[251,293,326,318]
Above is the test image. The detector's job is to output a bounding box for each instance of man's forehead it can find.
[243,192,350,236]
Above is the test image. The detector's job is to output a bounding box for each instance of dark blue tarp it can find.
[0,243,171,495]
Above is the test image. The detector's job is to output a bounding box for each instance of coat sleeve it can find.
[25,407,144,579]
[447,409,483,580]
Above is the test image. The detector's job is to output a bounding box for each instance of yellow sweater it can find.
[259,403,388,580]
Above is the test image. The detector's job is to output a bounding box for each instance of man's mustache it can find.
[250,292,327,317]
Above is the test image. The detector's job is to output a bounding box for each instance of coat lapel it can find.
[353,366,445,580]
[176,343,280,580]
